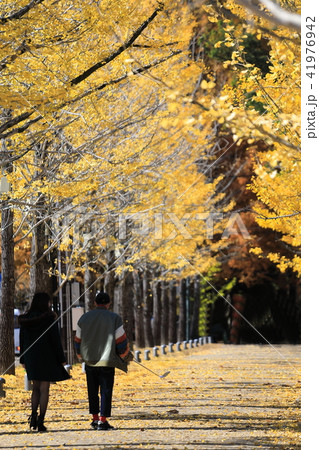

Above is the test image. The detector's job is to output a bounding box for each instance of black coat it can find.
[19,310,70,382]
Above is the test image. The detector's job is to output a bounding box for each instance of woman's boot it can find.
[28,411,38,430]
[37,414,47,432]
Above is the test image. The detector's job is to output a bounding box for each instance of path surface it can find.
[0,344,301,449]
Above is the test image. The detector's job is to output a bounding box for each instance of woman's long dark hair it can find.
[28,292,52,313]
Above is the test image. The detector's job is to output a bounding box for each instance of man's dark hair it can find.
[95,292,111,305]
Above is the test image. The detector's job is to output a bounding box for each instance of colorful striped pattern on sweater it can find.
[115,325,129,358]
[74,333,81,355]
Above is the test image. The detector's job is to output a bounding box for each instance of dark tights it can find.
[31,381,50,419]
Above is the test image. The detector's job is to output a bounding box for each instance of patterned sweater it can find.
[74,306,130,372]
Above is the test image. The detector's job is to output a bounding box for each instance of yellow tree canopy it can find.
[0,0,230,280]
[200,0,301,275]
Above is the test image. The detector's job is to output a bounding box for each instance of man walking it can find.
[75,292,133,430]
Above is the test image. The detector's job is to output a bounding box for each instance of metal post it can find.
[66,283,73,364]
[185,277,190,341]
[0,377,6,397]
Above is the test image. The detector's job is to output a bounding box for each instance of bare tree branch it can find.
[0,111,34,135]
[254,210,301,220]
[0,0,45,24]
[70,3,165,86]
[235,0,301,31]
[0,51,181,140]
[0,20,88,73]
[251,121,300,151]
[70,50,182,104]
[206,1,299,42]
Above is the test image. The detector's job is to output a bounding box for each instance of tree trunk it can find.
[104,250,116,300]
[0,198,15,375]
[30,208,52,295]
[230,293,246,344]
[30,142,52,295]
[168,280,177,343]
[143,270,153,347]
[132,270,145,348]
[190,274,200,339]
[178,278,186,342]
[161,280,169,344]
[152,272,161,346]
[120,270,134,345]
[84,247,96,312]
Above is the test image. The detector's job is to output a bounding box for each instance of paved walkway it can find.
[0,344,301,449]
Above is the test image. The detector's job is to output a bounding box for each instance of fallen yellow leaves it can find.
[0,344,300,449]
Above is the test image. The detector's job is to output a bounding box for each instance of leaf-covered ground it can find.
[0,344,300,449]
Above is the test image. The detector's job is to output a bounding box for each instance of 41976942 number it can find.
[305,17,316,80]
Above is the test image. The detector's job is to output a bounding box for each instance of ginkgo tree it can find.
[198,0,301,276]
[0,0,232,373]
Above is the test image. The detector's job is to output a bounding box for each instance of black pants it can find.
[85,365,115,417]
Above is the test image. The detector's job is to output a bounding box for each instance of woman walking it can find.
[19,292,70,432]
